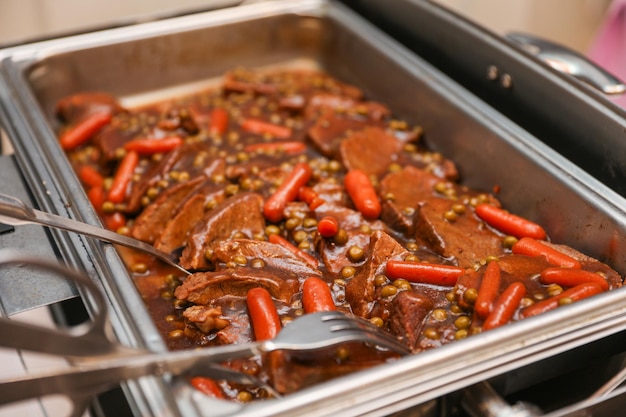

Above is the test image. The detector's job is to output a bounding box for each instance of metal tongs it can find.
[0,193,191,275]
[0,249,411,417]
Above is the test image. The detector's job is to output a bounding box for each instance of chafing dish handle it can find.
[506,32,626,95]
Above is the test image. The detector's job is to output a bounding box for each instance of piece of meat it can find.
[414,198,505,269]
[131,175,208,244]
[339,127,402,177]
[180,192,266,271]
[345,230,409,317]
[158,106,199,135]
[124,143,224,213]
[267,347,389,394]
[379,166,441,233]
[213,239,321,278]
[305,94,389,120]
[313,205,385,274]
[55,92,123,124]
[388,290,434,352]
[175,267,298,304]
[154,185,225,254]
[216,312,253,345]
[182,305,229,333]
[307,110,385,158]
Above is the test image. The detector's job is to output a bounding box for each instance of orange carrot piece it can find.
[317,216,339,238]
[108,150,139,204]
[475,260,502,319]
[209,108,229,135]
[263,162,312,223]
[59,111,112,150]
[103,212,126,231]
[124,136,183,154]
[512,237,581,269]
[190,376,225,398]
[520,282,604,319]
[482,281,526,330]
[302,277,336,313]
[344,169,381,220]
[475,204,546,240]
[246,287,281,341]
[241,118,292,139]
[78,165,104,188]
[244,141,306,155]
[87,186,106,214]
[540,267,609,291]
[385,260,464,287]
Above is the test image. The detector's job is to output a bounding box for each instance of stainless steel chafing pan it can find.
[346,0,626,197]
[2,0,626,416]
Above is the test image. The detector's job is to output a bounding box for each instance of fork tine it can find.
[321,313,411,355]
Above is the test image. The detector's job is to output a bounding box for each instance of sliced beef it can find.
[305,94,389,120]
[157,106,199,135]
[307,110,385,158]
[55,92,123,124]
[131,175,208,243]
[213,239,321,278]
[379,166,440,233]
[388,290,434,351]
[175,267,298,304]
[216,312,252,345]
[345,230,409,317]
[93,118,141,163]
[180,192,266,271]
[154,185,226,253]
[312,180,349,207]
[267,346,390,394]
[125,147,225,213]
[314,205,385,274]
[182,305,229,333]
[339,127,401,176]
[414,198,504,268]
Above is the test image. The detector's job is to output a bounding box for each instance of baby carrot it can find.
[190,376,225,398]
[209,108,229,135]
[103,211,126,231]
[540,267,609,291]
[385,260,464,287]
[246,287,281,341]
[299,186,325,210]
[244,141,306,155]
[475,260,502,319]
[124,136,183,154]
[108,150,139,204]
[87,186,106,214]
[475,204,546,240]
[344,169,381,220]
[263,162,312,223]
[482,281,526,330]
[317,216,339,238]
[60,111,112,150]
[78,165,104,188]
[512,237,581,269]
[241,118,292,139]
[520,282,603,319]
[302,277,336,313]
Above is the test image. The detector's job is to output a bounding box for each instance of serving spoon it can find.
[0,193,191,275]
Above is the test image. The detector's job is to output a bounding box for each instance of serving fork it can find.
[0,192,191,275]
[0,249,410,416]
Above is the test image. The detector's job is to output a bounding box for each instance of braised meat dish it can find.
[56,68,623,401]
